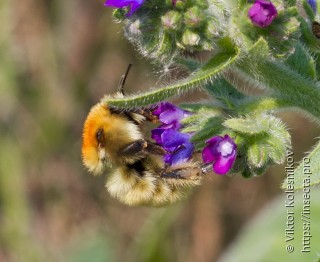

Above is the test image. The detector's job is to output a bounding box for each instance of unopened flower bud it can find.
[200,40,213,51]
[184,6,203,28]
[171,0,186,10]
[128,19,141,35]
[182,30,200,46]
[204,22,220,38]
[161,11,182,31]
[248,0,278,28]
[195,0,209,9]
[112,9,126,20]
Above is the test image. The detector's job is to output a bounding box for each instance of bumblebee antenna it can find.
[118,64,133,95]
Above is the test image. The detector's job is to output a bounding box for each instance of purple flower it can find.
[151,123,181,145]
[104,0,144,17]
[151,102,194,165]
[307,0,317,13]
[153,102,191,125]
[202,135,237,175]
[248,0,278,28]
[161,129,194,165]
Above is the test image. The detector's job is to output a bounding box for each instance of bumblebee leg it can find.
[118,139,147,157]
[159,162,204,190]
[119,139,167,158]
[160,164,201,180]
[145,141,167,155]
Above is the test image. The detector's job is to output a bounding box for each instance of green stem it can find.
[103,38,239,107]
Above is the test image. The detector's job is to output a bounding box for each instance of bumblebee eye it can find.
[96,128,105,147]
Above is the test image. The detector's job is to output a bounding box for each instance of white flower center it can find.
[217,141,233,157]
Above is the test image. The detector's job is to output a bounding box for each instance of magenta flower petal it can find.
[165,141,194,165]
[202,144,219,163]
[104,0,132,8]
[213,150,237,175]
[162,129,191,148]
[248,0,278,27]
[151,102,194,166]
[151,123,181,144]
[160,109,185,125]
[202,135,237,175]
[104,0,144,16]
[153,102,191,125]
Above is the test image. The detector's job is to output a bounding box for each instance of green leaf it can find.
[223,116,269,135]
[285,44,317,79]
[227,114,290,166]
[189,117,224,149]
[247,143,269,168]
[241,165,268,178]
[237,96,292,115]
[282,140,320,190]
[266,117,291,164]
[219,190,320,262]
[181,115,215,132]
[180,105,223,133]
[286,0,296,6]
[102,38,240,107]
[248,37,269,58]
[176,57,201,72]
[237,43,320,120]
[267,136,290,165]
[302,0,315,21]
[298,17,320,53]
[204,78,246,109]
[179,103,223,115]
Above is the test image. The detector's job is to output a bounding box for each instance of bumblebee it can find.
[82,66,205,206]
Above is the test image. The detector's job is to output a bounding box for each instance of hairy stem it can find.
[103,38,239,107]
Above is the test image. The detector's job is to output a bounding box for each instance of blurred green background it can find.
[1,1,320,261]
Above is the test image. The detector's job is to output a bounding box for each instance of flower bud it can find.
[194,0,209,9]
[161,11,183,31]
[184,6,203,28]
[182,29,200,47]
[204,22,220,38]
[248,0,278,28]
[170,0,186,10]
[112,9,126,20]
[127,19,141,35]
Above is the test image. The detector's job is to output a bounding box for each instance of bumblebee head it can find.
[82,103,112,175]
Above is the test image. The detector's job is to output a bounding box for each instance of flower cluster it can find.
[151,102,194,165]
[104,0,227,62]
[151,102,237,175]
